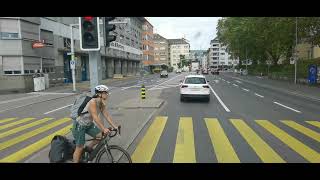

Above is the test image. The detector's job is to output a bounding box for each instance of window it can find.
[1,32,19,39]
[185,77,206,84]
[160,47,165,50]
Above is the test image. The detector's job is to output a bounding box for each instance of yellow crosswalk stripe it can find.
[205,118,240,163]
[173,117,196,163]
[281,120,320,143]
[306,121,320,128]
[0,118,71,151]
[0,118,53,139]
[0,125,72,162]
[230,119,285,163]
[0,118,35,131]
[131,116,167,163]
[256,120,320,163]
[0,118,17,124]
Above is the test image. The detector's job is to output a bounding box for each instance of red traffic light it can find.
[84,16,94,21]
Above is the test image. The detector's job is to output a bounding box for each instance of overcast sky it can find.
[146,17,221,50]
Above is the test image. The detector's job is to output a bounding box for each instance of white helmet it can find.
[95,85,109,93]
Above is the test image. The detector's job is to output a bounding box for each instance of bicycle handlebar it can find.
[104,125,121,138]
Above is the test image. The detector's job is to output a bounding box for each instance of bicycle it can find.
[80,126,132,163]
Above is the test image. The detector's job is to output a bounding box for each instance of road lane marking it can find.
[0,118,53,139]
[281,120,320,142]
[0,95,42,105]
[273,102,301,113]
[0,118,35,131]
[205,118,240,163]
[232,84,238,87]
[131,116,167,163]
[0,125,72,162]
[173,117,195,163]
[149,74,184,90]
[256,120,320,163]
[0,118,17,124]
[0,118,70,151]
[306,121,320,128]
[242,88,250,92]
[226,81,231,84]
[256,76,262,79]
[209,85,231,112]
[230,119,285,163]
[43,104,73,115]
[254,93,264,98]
[235,80,242,84]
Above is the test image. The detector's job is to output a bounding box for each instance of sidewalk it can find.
[228,72,320,102]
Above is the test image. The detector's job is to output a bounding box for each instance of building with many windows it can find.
[0,17,144,93]
[168,38,190,70]
[153,33,169,66]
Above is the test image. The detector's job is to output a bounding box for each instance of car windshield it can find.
[161,71,167,73]
[184,77,206,84]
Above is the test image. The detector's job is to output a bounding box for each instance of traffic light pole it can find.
[89,51,101,95]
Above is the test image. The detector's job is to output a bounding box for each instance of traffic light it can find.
[105,17,117,47]
[79,17,100,51]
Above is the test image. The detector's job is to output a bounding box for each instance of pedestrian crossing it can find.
[0,117,72,162]
[132,116,320,163]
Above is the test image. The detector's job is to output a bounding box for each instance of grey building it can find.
[153,33,169,66]
[0,17,144,93]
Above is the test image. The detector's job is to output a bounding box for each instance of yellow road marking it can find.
[230,119,285,163]
[173,117,196,163]
[131,116,167,163]
[205,118,240,163]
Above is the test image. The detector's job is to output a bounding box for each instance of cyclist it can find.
[72,85,119,163]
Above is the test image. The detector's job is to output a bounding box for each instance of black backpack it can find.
[49,135,75,163]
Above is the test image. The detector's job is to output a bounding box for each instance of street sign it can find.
[70,60,76,70]
[308,64,317,84]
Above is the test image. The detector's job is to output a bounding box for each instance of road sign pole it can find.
[70,24,76,92]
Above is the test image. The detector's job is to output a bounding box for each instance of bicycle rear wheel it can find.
[95,145,132,163]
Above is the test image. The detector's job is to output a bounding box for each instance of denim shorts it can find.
[71,121,101,146]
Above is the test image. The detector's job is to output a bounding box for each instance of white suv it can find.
[180,75,210,102]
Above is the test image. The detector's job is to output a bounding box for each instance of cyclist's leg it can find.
[86,123,102,150]
[72,121,85,163]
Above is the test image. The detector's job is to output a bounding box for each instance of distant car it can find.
[160,70,168,78]
[211,69,219,75]
[176,69,182,73]
[202,69,208,74]
[180,75,210,102]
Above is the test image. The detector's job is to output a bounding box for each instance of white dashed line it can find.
[254,93,264,98]
[232,84,238,87]
[226,81,230,84]
[235,80,242,84]
[242,88,249,92]
[44,104,73,115]
[273,102,301,113]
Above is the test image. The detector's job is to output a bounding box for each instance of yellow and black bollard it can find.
[141,84,146,99]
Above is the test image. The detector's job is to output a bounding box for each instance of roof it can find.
[153,33,167,41]
[210,37,219,44]
[185,74,206,78]
[167,38,189,45]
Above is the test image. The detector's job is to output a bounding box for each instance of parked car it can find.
[211,69,219,75]
[180,75,210,102]
[160,70,168,78]
[176,69,182,73]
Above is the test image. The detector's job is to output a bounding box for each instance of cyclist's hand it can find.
[102,128,110,135]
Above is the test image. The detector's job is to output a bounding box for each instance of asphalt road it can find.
[0,72,183,162]
[129,72,320,163]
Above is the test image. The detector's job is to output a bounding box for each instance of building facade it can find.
[0,17,144,93]
[208,37,238,68]
[142,19,154,68]
[153,33,169,66]
[168,38,190,70]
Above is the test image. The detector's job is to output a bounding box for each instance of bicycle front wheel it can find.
[95,145,132,163]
